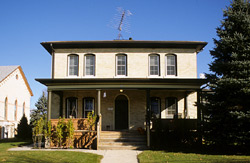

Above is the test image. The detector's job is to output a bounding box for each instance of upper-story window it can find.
[116,54,127,76]
[85,54,95,76]
[166,54,177,76]
[149,54,160,76]
[68,54,79,76]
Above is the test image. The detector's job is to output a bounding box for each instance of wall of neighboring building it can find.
[52,48,197,79]
[0,68,31,138]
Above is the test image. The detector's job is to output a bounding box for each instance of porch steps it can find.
[98,131,147,150]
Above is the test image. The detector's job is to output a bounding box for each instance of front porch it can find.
[36,78,205,149]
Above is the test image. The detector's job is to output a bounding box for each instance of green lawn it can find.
[0,139,102,163]
[138,151,250,163]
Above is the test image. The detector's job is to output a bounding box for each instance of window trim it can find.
[4,97,8,120]
[116,54,127,76]
[149,54,160,76]
[66,97,78,118]
[165,54,177,76]
[67,54,79,77]
[82,97,95,118]
[84,54,96,76]
[165,97,178,119]
[23,102,25,116]
[14,100,17,121]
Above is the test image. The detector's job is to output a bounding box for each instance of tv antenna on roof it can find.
[108,7,132,40]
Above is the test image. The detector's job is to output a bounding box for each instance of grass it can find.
[0,139,103,163]
[138,150,250,163]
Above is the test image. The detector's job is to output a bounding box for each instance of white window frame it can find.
[165,54,177,76]
[116,54,127,76]
[85,54,95,76]
[149,54,160,76]
[68,54,79,77]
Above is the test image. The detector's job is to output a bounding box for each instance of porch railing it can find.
[50,118,97,149]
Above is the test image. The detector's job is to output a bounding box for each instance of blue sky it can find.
[0,0,230,110]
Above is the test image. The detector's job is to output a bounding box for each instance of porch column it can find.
[47,90,52,121]
[146,89,151,148]
[97,89,101,149]
[184,92,188,119]
[197,90,202,146]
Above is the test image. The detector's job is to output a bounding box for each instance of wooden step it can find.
[98,144,148,150]
[99,130,147,150]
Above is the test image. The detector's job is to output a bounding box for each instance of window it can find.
[85,54,95,76]
[4,97,8,120]
[66,97,78,118]
[23,102,25,115]
[14,100,17,121]
[150,97,161,118]
[166,55,177,76]
[166,97,178,118]
[68,54,79,76]
[83,98,94,118]
[116,54,127,76]
[149,54,160,76]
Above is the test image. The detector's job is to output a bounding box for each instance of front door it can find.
[115,95,128,130]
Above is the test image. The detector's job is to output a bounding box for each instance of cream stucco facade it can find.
[52,48,197,79]
[37,40,207,133]
[0,66,33,139]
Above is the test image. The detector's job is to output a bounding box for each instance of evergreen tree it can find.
[17,115,32,139]
[30,91,47,127]
[204,0,250,146]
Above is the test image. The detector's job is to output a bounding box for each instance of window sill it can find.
[147,76,163,78]
[114,76,128,78]
[164,75,177,78]
[66,76,80,78]
[82,76,96,78]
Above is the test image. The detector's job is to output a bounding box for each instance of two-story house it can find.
[0,66,33,139]
[36,40,207,149]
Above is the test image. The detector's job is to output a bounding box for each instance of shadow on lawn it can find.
[0,138,32,146]
[150,131,250,156]
[158,145,250,156]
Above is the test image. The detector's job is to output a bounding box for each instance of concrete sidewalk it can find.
[8,146,142,163]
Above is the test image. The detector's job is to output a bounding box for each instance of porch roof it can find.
[36,78,206,91]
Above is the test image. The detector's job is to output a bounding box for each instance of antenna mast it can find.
[117,10,125,40]
[108,7,132,40]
